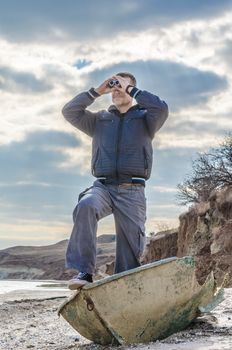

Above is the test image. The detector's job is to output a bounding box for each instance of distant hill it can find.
[0,234,116,280]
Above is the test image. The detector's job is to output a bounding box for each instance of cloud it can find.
[0,65,53,93]
[0,0,231,43]
[0,130,94,223]
[217,39,232,71]
[152,147,197,186]
[164,118,231,139]
[21,130,80,148]
[74,59,92,69]
[0,130,82,183]
[86,59,228,112]
[1,1,232,248]
[151,185,177,193]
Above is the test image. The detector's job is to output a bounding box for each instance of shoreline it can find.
[1,288,232,350]
[0,279,70,304]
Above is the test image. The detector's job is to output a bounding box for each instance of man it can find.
[62,72,168,290]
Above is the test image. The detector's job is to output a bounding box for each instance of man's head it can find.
[115,72,137,87]
[111,72,137,112]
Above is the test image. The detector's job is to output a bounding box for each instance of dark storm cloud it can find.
[0,66,52,93]
[86,60,228,112]
[0,0,231,43]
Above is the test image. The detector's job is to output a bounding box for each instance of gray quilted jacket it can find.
[62,88,168,184]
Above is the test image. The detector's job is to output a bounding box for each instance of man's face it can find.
[111,76,133,107]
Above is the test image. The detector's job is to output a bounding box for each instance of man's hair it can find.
[116,72,137,87]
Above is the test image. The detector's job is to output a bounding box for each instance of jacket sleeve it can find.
[135,90,169,139]
[61,91,97,137]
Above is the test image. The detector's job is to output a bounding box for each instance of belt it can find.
[97,177,145,187]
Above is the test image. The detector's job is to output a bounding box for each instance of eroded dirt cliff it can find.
[143,186,232,287]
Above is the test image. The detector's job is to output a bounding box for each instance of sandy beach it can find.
[0,285,232,350]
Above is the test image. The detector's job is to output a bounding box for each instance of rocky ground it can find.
[1,288,232,350]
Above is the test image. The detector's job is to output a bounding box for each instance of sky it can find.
[0,0,232,249]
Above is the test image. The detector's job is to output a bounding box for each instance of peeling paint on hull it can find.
[58,256,223,345]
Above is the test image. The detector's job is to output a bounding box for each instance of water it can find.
[0,279,67,294]
[0,279,69,303]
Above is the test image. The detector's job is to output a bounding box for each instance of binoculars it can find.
[108,79,121,88]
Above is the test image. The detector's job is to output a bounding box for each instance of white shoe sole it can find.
[67,279,89,290]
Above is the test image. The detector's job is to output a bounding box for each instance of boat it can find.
[58,256,223,345]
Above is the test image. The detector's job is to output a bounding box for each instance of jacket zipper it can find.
[115,116,124,180]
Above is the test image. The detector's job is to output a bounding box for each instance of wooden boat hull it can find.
[58,256,222,345]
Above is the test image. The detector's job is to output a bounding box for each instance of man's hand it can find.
[95,75,134,96]
[95,78,113,95]
[112,75,132,92]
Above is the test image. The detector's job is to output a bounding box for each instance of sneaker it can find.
[67,272,93,290]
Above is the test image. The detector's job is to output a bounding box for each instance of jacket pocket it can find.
[138,226,146,259]
[91,147,100,176]
[78,186,94,202]
[143,147,148,176]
